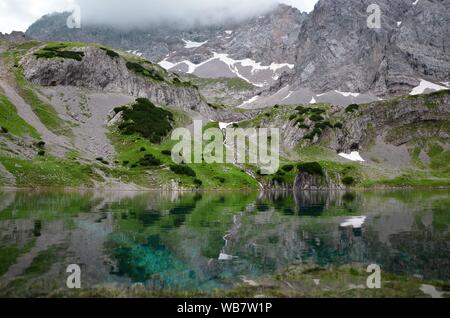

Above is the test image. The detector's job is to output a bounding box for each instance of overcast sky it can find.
[0,0,318,33]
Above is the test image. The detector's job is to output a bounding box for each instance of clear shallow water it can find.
[0,190,448,295]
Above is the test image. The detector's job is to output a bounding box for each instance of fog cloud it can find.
[0,0,318,33]
[76,0,280,28]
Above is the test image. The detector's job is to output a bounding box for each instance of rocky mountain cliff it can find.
[26,1,450,104]
[290,0,450,96]
[20,44,213,115]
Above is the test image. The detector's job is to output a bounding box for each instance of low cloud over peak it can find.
[76,0,280,28]
[0,0,318,33]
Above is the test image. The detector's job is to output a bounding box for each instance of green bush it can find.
[289,114,297,121]
[193,179,203,187]
[316,121,332,129]
[140,147,146,152]
[309,114,324,122]
[272,175,285,184]
[36,141,46,148]
[342,176,356,186]
[170,164,196,177]
[123,160,129,166]
[304,128,322,140]
[137,154,161,167]
[118,98,174,143]
[213,176,226,183]
[126,62,164,81]
[295,117,305,126]
[297,162,324,176]
[295,106,308,115]
[95,157,109,165]
[334,122,343,129]
[276,170,285,176]
[34,44,84,61]
[0,126,8,133]
[310,108,326,115]
[298,124,309,130]
[161,150,172,156]
[37,150,45,156]
[281,164,294,172]
[100,47,119,59]
[345,104,359,113]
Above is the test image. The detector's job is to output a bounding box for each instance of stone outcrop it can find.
[333,91,450,153]
[25,1,450,99]
[20,46,213,116]
[294,171,345,191]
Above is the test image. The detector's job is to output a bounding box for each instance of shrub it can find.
[37,150,45,156]
[289,114,297,121]
[298,124,309,130]
[342,176,356,186]
[137,154,162,167]
[118,98,174,143]
[334,122,343,129]
[161,150,172,156]
[295,106,308,115]
[126,62,164,81]
[309,114,324,122]
[310,108,326,114]
[316,121,332,129]
[100,47,119,59]
[297,162,324,176]
[170,164,196,177]
[281,164,294,172]
[36,141,46,148]
[140,147,146,152]
[0,126,8,133]
[34,44,84,61]
[95,157,109,165]
[345,104,359,113]
[193,179,203,187]
[272,175,285,184]
[214,176,226,184]
[123,160,129,166]
[295,117,305,126]
[304,128,322,140]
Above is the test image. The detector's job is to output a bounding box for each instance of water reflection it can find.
[0,189,448,294]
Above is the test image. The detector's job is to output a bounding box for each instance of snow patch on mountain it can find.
[335,91,360,98]
[158,52,293,87]
[238,95,260,108]
[339,151,365,162]
[182,39,207,49]
[410,79,449,95]
[126,50,143,57]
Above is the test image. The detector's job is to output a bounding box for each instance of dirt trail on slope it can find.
[0,61,72,156]
[0,220,67,285]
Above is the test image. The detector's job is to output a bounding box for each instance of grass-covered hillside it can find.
[0,39,449,190]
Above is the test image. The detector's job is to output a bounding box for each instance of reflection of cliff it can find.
[215,190,449,280]
[293,191,343,216]
[1,189,447,293]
